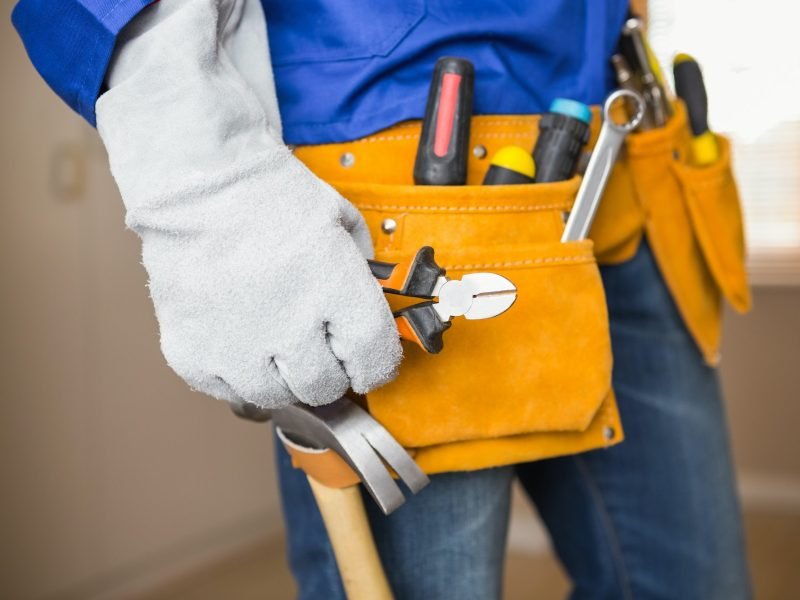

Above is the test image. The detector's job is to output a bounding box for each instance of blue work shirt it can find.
[12,0,629,145]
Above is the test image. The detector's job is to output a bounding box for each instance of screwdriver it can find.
[482,146,536,185]
[414,57,475,185]
[561,90,645,242]
[532,98,592,183]
[673,53,719,166]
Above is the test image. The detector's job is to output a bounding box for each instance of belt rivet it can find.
[472,144,488,159]
[339,152,356,168]
[381,218,397,234]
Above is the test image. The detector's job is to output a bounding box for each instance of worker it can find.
[12,1,752,598]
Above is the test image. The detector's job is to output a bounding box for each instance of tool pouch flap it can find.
[625,102,751,364]
[374,239,610,448]
[671,136,751,313]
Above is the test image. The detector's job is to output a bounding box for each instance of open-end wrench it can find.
[562,89,646,242]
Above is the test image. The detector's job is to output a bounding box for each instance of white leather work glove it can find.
[96,0,402,408]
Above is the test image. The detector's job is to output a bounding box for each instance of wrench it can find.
[561,89,646,242]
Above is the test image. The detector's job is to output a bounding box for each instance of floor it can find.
[140,511,800,599]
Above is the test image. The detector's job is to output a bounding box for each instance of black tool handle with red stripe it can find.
[413,57,474,185]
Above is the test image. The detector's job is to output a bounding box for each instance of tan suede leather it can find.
[294,119,622,477]
[289,104,748,479]
[624,103,751,364]
[277,427,362,489]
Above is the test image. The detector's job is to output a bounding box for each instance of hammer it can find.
[232,397,430,599]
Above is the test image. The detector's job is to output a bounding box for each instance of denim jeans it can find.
[275,239,752,599]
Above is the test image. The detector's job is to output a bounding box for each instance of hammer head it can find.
[232,398,430,515]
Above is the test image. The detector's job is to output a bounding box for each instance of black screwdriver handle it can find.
[673,56,709,137]
[413,57,474,185]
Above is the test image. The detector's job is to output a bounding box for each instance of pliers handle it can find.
[368,247,451,354]
[369,246,518,354]
[369,246,444,297]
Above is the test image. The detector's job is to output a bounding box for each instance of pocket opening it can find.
[671,135,751,313]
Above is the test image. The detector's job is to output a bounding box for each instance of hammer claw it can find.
[335,433,407,514]
[363,426,430,495]
[268,397,428,515]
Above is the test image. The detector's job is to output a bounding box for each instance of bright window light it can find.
[648,0,800,257]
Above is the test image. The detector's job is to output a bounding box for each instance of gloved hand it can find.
[95,0,402,408]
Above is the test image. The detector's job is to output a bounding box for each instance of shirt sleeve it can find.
[12,0,157,126]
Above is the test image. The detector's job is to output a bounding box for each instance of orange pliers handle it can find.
[368,247,451,353]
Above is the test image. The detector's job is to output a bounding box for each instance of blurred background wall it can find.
[1,0,798,598]
[0,5,283,598]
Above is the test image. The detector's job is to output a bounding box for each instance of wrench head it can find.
[604,89,645,133]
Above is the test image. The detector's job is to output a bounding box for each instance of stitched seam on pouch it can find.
[472,119,538,127]
[352,131,536,144]
[444,255,591,270]
[354,203,570,212]
[472,132,535,140]
[351,119,538,143]
[353,134,421,143]
[390,118,535,128]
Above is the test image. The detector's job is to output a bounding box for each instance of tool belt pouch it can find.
[598,101,751,365]
[296,126,622,475]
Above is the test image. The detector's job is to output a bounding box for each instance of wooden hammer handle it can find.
[307,476,394,600]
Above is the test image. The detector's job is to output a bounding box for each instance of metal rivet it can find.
[472,144,488,159]
[603,426,615,441]
[339,152,355,168]
[381,218,397,235]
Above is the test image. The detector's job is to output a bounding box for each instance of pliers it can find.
[368,247,517,353]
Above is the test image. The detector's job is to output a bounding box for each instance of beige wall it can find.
[0,9,282,599]
[1,4,798,599]
[723,296,800,481]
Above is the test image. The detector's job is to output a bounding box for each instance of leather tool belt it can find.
[284,100,750,488]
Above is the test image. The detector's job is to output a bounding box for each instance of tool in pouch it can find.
[369,247,518,354]
[619,16,672,129]
[562,89,646,242]
[400,57,517,353]
[672,53,720,166]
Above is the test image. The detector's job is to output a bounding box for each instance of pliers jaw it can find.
[433,272,517,321]
[369,247,517,353]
